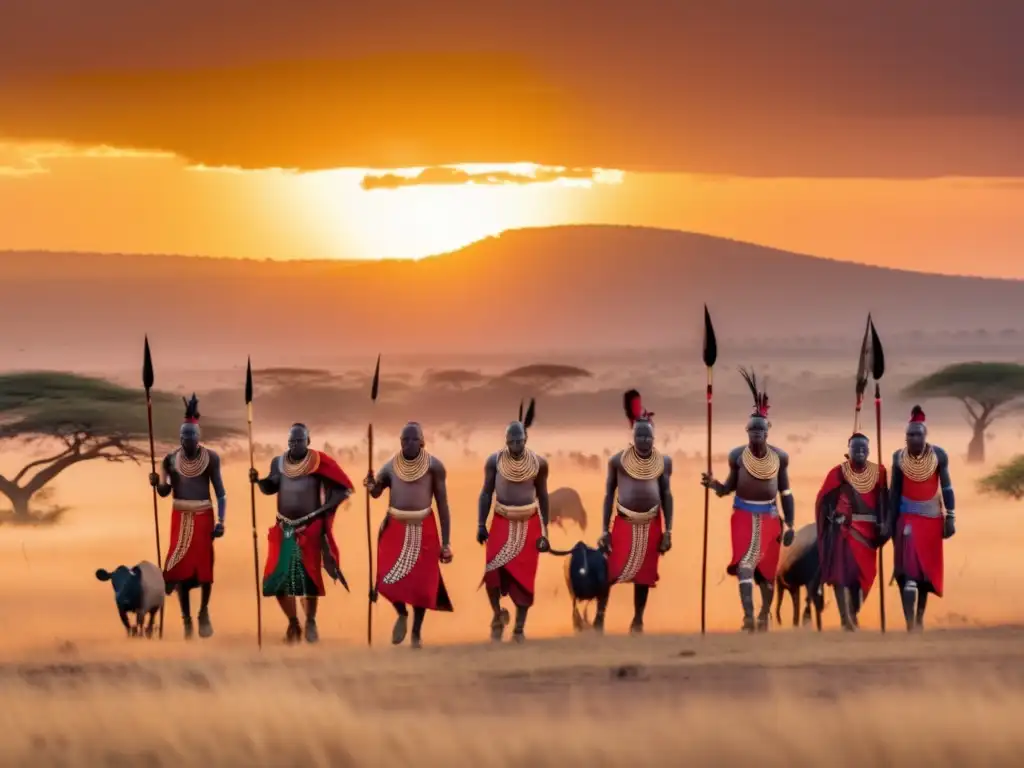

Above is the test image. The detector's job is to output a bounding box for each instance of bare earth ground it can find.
[2,422,1024,765]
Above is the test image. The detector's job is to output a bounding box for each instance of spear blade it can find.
[370,354,381,402]
[142,335,154,391]
[855,313,872,400]
[702,305,718,368]
[870,319,885,381]
[245,357,253,405]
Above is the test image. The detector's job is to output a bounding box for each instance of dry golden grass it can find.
[2,421,1024,765]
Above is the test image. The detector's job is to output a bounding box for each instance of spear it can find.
[700,305,718,635]
[854,314,873,435]
[870,319,887,633]
[245,358,263,649]
[142,335,164,639]
[366,354,381,646]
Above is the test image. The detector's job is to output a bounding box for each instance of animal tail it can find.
[547,546,575,557]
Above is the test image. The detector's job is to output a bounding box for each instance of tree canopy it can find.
[0,371,241,524]
[977,455,1024,500]
[903,361,1024,463]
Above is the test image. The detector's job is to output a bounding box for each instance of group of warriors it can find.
[148,368,956,646]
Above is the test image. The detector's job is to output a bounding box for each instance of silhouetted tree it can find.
[977,455,1024,500]
[0,372,240,524]
[904,362,1024,464]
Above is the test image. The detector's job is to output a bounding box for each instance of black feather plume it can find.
[182,393,200,422]
[518,400,524,423]
[523,398,536,430]
[738,367,769,417]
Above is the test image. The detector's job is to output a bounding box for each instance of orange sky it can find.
[1,1,1022,276]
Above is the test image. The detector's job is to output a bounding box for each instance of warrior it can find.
[149,394,226,639]
[478,399,551,643]
[814,433,889,631]
[594,390,673,634]
[364,422,453,649]
[888,405,956,632]
[701,369,795,632]
[249,423,354,643]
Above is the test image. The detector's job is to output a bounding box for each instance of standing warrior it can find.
[364,422,453,649]
[888,405,956,632]
[249,423,354,643]
[478,400,551,643]
[814,433,889,631]
[594,390,673,634]
[149,394,226,640]
[701,369,794,632]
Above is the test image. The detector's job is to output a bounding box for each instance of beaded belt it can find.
[387,506,432,522]
[615,502,659,523]
[172,499,213,513]
[733,496,779,516]
[494,502,538,521]
[850,513,878,524]
[899,497,941,518]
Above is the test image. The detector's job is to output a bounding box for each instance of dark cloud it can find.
[0,0,1022,177]
[360,166,597,190]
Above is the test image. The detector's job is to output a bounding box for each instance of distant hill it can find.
[1,225,1021,369]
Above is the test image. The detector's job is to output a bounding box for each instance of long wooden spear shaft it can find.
[142,335,164,639]
[870,320,887,633]
[365,355,381,646]
[245,358,263,649]
[700,305,718,635]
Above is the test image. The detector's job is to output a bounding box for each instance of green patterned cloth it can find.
[263,528,318,597]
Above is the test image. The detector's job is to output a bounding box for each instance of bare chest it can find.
[616,471,661,511]
[495,473,537,506]
[171,472,211,501]
[277,473,322,518]
[388,472,435,511]
[736,467,778,501]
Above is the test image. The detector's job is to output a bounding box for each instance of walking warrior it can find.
[478,401,551,643]
[365,422,453,649]
[814,433,889,630]
[888,405,956,632]
[249,423,354,643]
[150,394,226,639]
[594,390,673,634]
[701,369,795,632]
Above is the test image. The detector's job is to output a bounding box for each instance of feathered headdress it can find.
[182,393,200,424]
[622,389,654,426]
[909,405,926,424]
[517,398,536,434]
[739,367,769,419]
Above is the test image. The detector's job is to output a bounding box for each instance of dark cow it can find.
[96,561,165,638]
[774,522,825,630]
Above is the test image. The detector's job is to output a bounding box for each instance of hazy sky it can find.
[1,1,1022,275]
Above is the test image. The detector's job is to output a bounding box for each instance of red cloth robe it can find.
[894,460,945,597]
[482,507,543,607]
[263,451,353,597]
[163,502,215,588]
[606,508,664,587]
[376,510,453,611]
[814,464,886,597]
[728,501,784,582]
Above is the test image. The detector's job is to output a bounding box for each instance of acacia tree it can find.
[0,372,239,524]
[977,455,1024,500]
[904,362,1024,464]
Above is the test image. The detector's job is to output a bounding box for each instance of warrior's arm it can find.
[431,459,452,547]
[877,465,891,530]
[256,459,281,495]
[888,452,904,530]
[658,456,674,533]
[712,450,741,497]
[602,456,619,534]
[777,452,795,527]
[367,464,391,499]
[535,458,551,537]
[208,452,227,524]
[936,447,955,516]
[477,454,497,529]
[156,455,174,497]
[322,477,352,511]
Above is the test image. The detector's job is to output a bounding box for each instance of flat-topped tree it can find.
[904,362,1024,464]
[0,372,240,524]
[978,455,1024,500]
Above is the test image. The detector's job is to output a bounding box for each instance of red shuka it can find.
[482,512,543,606]
[262,451,353,597]
[376,512,453,611]
[895,466,945,596]
[814,464,886,597]
[163,506,215,587]
[606,510,664,587]
[728,508,783,582]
